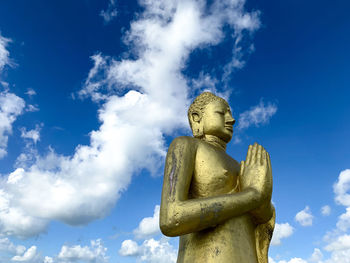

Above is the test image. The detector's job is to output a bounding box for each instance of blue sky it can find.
[0,0,349,262]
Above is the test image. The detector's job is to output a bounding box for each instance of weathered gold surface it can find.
[160,92,275,263]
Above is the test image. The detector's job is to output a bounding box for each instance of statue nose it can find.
[226,117,235,125]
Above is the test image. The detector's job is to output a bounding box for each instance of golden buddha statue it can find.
[160,92,275,263]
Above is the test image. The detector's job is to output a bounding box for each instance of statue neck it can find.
[202,135,227,151]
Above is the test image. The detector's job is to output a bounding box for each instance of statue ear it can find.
[191,112,203,138]
[191,112,201,123]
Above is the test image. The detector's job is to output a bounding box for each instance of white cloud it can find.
[309,248,323,263]
[325,234,350,252]
[120,205,177,262]
[334,169,350,207]
[81,0,260,102]
[0,238,25,256]
[0,238,108,263]
[139,238,177,263]
[100,0,118,24]
[133,205,161,239]
[0,0,261,239]
[119,238,177,263]
[314,169,350,263]
[0,34,11,71]
[25,104,39,112]
[271,222,294,246]
[25,89,36,97]
[269,257,308,263]
[44,257,53,263]
[0,90,25,159]
[269,246,350,263]
[57,239,108,263]
[336,207,350,232]
[11,246,39,262]
[327,250,350,263]
[119,240,140,256]
[321,205,331,216]
[271,169,350,263]
[322,234,350,263]
[295,206,314,227]
[0,188,47,238]
[0,35,26,159]
[238,100,277,130]
[191,72,218,92]
[20,124,41,144]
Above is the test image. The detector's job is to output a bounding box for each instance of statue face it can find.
[202,100,235,142]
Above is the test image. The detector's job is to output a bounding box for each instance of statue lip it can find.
[225,125,233,131]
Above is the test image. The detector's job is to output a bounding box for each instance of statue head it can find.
[188,92,235,142]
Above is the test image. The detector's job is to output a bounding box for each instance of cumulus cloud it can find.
[336,207,350,232]
[119,238,177,263]
[44,257,54,263]
[0,0,261,239]
[269,246,350,263]
[325,234,350,252]
[318,233,350,263]
[0,238,26,257]
[0,90,26,159]
[321,205,331,216]
[295,206,314,227]
[331,170,350,233]
[119,239,140,256]
[11,246,40,262]
[271,222,294,246]
[57,239,108,263]
[0,238,108,263]
[120,205,177,262]
[0,188,48,238]
[309,248,323,263]
[323,234,350,263]
[334,169,350,207]
[20,124,41,144]
[269,257,308,263]
[133,205,161,239]
[311,169,350,263]
[271,169,350,263]
[237,100,277,130]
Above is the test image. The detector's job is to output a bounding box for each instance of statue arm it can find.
[160,137,264,237]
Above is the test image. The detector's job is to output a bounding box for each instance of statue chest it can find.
[190,143,240,198]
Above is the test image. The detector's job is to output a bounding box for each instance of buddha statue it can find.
[160,92,275,263]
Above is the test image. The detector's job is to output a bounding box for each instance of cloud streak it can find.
[237,100,277,130]
[100,0,118,24]
[0,34,11,71]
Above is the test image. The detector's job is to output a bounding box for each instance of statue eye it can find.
[215,111,225,115]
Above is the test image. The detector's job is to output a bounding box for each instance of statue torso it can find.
[177,139,258,263]
[191,141,239,198]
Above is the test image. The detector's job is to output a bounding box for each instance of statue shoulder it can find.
[168,136,199,155]
[170,136,199,147]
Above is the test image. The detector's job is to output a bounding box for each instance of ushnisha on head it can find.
[188,92,235,143]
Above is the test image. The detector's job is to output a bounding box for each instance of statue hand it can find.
[239,143,272,204]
